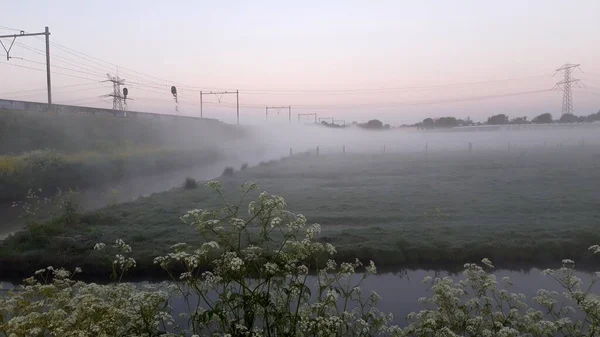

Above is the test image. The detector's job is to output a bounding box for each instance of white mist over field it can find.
[224,123,600,165]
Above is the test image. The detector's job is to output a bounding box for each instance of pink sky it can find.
[1,0,599,125]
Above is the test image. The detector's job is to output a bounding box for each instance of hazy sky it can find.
[1,0,599,124]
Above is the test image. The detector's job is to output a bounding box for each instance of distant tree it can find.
[366,119,383,128]
[487,114,509,125]
[383,124,391,129]
[532,113,553,124]
[422,118,434,129]
[584,111,600,123]
[456,118,473,126]
[510,116,529,124]
[359,119,384,129]
[559,113,579,123]
[434,117,458,128]
[320,121,346,128]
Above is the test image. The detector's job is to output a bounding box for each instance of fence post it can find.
[316,145,320,156]
[342,145,345,155]
[383,145,386,154]
[289,147,293,156]
[469,142,472,152]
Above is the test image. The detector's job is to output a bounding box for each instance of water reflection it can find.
[163,268,598,327]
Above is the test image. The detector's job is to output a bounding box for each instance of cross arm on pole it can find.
[0,32,48,39]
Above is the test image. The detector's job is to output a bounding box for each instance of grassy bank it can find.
[0,147,222,202]
[0,109,246,201]
[2,148,600,278]
[0,109,241,155]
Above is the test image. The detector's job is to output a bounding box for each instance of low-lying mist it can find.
[225,123,600,165]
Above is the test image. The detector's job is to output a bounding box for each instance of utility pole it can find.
[103,74,126,111]
[266,106,292,123]
[298,113,317,124]
[199,91,240,124]
[553,64,584,115]
[0,27,52,104]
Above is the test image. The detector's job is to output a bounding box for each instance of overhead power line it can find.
[231,75,552,94]
[2,83,105,99]
[14,42,111,78]
[0,82,100,96]
[5,55,107,79]
[252,89,553,109]
[0,60,109,82]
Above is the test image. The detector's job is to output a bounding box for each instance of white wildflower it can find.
[325,243,336,255]
[230,217,246,229]
[230,257,244,272]
[562,259,575,265]
[481,258,494,268]
[270,217,282,228]
[263,262,279,275]
[205,181,221,190]
[366,260,377,275]
[589,245,600,254]
[326,288,339,301]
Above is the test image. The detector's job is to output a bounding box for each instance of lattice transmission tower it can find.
[554,64,584,115]
[103,73,127,111]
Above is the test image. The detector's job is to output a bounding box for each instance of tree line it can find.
[410,110,600,129]
[320,119,391,130]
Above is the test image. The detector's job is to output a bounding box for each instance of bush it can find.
[240,162,248,170]
[183,177,198,189]
[222,166,234,176]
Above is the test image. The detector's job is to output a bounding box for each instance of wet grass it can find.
[2,147,600,278]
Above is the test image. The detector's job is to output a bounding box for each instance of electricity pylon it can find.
[553,64,584,115]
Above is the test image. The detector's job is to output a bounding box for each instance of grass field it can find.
[2,146,600,278]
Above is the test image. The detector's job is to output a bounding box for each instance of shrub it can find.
[240,162,248,170]
[222,166,234,176]
[183,177,198,189]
